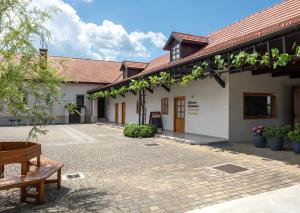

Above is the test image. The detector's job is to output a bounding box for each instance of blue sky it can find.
[36,0,282,62]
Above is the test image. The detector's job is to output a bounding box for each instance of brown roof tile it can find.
[173,32,208,43]
[141,0,300,77]
[122,61,149,69]
[89,0,300,92]
[49,56,122,84]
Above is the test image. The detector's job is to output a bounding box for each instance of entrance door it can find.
[115,103,119,123]
[293,87,300,124]
[98,98,105,118]
[174,97,185,133]
[121,102,126,125]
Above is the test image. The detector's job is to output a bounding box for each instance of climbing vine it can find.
[90,45,300,99]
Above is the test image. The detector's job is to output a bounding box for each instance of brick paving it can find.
[1,124,300,213]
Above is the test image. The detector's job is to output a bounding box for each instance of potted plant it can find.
[252,126,266,148]
[263,125,291,151]
[288,124,300,154]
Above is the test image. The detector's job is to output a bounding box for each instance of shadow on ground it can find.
[206,141,300,168]
[0,185,112,212]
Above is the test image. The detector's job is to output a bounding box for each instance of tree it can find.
[0,0,64,139]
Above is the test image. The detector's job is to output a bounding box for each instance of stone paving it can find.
[1,124,300,213]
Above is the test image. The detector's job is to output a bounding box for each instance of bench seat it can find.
[0,156,63,204]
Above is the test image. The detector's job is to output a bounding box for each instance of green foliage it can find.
[109,87,118,97]
[263,125,291,139]
[149,71,175,88]
[260,52,271,66]
[288,124,300,142]
[129,79,149,92]
[271,48,291,69]
[246,51,260,65]
[65,102,80,115]
[90,44,300,101]
[123,124,157,138]
[181,63,205,86]
[296,46,300,57]
[0,0,64,139]
[214,55,226,70]
[116,86,128,96]
[231,51,248,68]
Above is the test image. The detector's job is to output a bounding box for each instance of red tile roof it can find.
[173,32,208,43]
[87,0,300,92]
[122,61,149,69]
[164,32,208,50]
[49,56,122,84]
[138,0,300,77]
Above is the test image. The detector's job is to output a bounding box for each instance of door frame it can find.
[121,102,126,125]
[173,96,185,133]
[114,103,119,123]
[291,86,300,128]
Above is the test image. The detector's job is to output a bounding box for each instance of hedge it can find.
[123,124,157,138]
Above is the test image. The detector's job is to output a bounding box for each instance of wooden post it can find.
[38,181,45,204]
[142,89,146,125]
[0,165,4,179]
[20,161,30,202]
[57,169,62,190]
[138,91,141,125]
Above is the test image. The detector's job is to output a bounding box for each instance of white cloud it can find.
[80,0,93,3]
[31,0,167,60]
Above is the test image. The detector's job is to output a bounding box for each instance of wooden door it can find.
[294,87,300,124]
[121,102,126,125]
[174,97,185,133]
[114,103,119,123]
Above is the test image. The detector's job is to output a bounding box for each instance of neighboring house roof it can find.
[49,56,122,84]
[122,61,149,70]
[164,32,209,50]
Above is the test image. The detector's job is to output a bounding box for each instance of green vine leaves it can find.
[91,46,300,99]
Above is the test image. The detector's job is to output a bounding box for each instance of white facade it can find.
[104,71,300,142]
[229,72,300,142]
[0,83,102,125]
[107,73,230,139]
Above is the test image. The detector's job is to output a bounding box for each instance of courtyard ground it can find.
[1,124,300,213]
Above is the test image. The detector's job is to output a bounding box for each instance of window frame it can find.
[76,94,85,107]
[243,92,277,120]
[171,42,180,61]
[161,98,169,115]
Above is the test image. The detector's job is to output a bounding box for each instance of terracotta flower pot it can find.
[253,135,266,148]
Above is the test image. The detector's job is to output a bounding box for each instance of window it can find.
[76,95,85,107]
[60,93,66,101]
[171,43,180,61]
[161,98,168,115]
[243,93,276,119]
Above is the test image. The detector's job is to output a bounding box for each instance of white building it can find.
[88,0,300,142]
[2,0,300,143]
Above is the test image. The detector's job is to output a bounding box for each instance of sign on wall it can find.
[187,101,200,115]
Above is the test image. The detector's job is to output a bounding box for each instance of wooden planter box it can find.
[0,142,41,165]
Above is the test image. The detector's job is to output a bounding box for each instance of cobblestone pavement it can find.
[1,124,300,213]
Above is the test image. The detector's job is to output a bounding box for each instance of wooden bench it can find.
[0,156,63,204]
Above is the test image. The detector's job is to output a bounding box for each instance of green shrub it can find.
[263,125,291,139]
[288,124,300,142]
[124,124,158,138]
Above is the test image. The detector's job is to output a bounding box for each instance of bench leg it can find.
[37,181,45,204]
[0,165,4,179]
[20,187,26,202]
[57,169,61,190]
